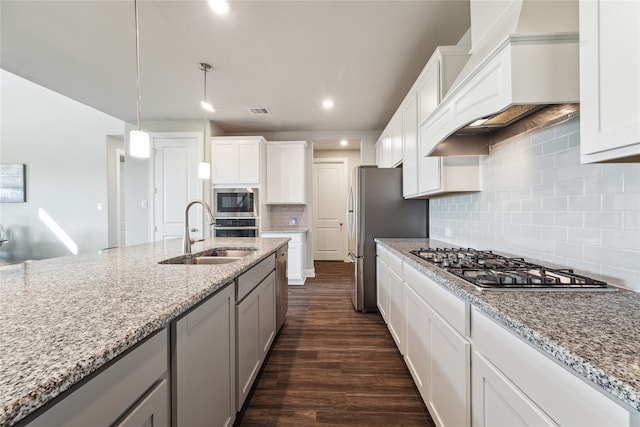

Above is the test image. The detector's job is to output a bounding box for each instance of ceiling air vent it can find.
[248,107,270,115]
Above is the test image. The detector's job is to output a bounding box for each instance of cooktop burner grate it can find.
[409,248,615,291]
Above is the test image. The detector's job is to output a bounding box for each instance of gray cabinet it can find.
[174,283,236,427]
[27,330,168,427]
[236,255,276,410]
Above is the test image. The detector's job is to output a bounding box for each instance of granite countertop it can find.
[375,238,640,413]
[262,228,308,234]
[0,237,289,426]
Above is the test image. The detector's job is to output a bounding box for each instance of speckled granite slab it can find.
[0,237,288,426]
[375,238,640,413]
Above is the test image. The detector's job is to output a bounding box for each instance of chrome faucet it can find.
[183,200,216,254]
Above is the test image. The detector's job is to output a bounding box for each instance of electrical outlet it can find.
[445,227,452,237]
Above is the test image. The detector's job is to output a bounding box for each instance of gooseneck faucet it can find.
[183,200,216,254]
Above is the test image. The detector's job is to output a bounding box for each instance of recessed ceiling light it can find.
[208,0,229,15]
[340,139,348,146]
[322,99,334,109]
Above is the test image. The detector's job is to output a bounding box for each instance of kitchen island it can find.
[0,237,289,426]
[376,237,640,425]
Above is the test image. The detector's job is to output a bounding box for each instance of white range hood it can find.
[422,0,580,156]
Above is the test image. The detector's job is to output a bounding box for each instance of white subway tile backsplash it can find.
[542,136,569,155]
[567,194,602,211]
[429,117,640,290]
[585,175,624,194]
[584,212,623,230]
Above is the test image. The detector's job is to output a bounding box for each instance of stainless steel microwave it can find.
[213,188,259,217]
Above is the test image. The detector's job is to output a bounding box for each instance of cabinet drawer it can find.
[377,244,389,263]
[28,330,168,427]
[403,262,469,336]
[472,308,633,426]
[237,254,275,302]
[386,250,403,277]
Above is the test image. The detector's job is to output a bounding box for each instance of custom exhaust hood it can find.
[422,0,580,157]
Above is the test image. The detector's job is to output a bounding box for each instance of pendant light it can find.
[129,0,150,158]
[198,63,213,180]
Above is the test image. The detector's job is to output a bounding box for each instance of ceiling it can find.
[1,0,470,136]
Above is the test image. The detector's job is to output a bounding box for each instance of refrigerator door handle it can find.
[346,185,355,239]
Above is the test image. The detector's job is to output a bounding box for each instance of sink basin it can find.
[199,248,258,258]
[159,247,258,265]
[192,256,242,265]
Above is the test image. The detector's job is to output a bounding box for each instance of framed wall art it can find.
[0,163,26,203]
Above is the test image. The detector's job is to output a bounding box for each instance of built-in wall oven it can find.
[213,188,258,218]
[213,218,258,238]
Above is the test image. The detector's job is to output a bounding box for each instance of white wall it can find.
[0,70,125,261]
[429,117,640,292]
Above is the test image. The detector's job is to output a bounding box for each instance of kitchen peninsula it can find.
[0,237,289,426]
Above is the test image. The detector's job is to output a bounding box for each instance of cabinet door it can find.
[287,242,303,282]
[175,284,235,427]
[403,284,429,401]
[427,305,470,427]
[376,256,389,322]
[212,141,238,184]
[387,267,404,354]
[418,60,440,126]
[266,144,286,202]
[392,116,403,166]
[419,155,442,194]
[403,93,419,197]
[472,352,557,427]
[285,143,306,203]
[114,380,169,427]
[237,140,260,184]
[236,289,261,410]
[580,0,640,162]
[259,271,276,355]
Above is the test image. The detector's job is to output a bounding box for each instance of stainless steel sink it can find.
[191,256,241,265]
[159,247,258,265]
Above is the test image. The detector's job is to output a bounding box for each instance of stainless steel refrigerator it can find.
[347,166,428,312]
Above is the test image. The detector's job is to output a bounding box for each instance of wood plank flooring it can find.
[235,261,435,426]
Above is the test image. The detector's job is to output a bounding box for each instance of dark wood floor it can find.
[235,261,435,426]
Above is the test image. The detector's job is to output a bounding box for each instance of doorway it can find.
[107,135,125,248]
[311,141,362,262]
[312,158,348,261]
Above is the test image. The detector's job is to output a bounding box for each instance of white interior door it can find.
[312,158,347,261]
[152,133,203,242]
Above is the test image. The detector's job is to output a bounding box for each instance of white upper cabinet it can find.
[394,45,480,198]
[211,136,265,186]
[377,114,403,168]
[402,93,419,197]
[579,0,640,163]
[266,141,307,204]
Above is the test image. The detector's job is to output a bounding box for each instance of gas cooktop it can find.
[410,247,617,292]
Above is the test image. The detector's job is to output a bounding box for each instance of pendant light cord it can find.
[134,0,142,131]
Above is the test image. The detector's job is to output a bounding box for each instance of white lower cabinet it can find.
[403,261,470,427]
[236,256,276,411]
[28,330,169,427]
[376,249,389,321]
[378,243,640,427]
[472,307,638,427]
[174,284,236,427]
[472,351,556,427]
[261,232,306,285]
[387,265,404,353]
